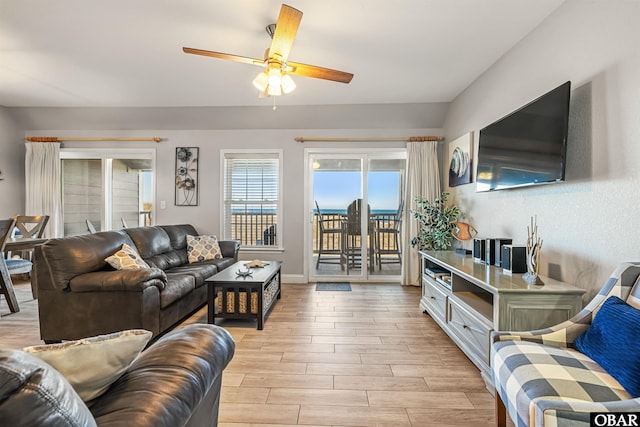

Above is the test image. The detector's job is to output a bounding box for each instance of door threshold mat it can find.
[316,282,352,291]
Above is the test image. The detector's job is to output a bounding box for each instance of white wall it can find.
[444,0,640,300]
[0,107,25,217]
[14,103,446,281]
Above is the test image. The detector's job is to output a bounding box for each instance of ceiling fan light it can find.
[267,68,282,87]
[252,72,268,91]
[281,74,296,94]
[267,84,282,96]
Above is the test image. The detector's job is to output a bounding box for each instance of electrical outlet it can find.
[160,200,166,209]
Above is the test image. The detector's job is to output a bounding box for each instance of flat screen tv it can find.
[476,81,571,192]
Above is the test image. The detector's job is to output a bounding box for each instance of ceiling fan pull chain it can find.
[273,96,277,111]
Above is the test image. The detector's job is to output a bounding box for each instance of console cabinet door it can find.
[448,295,492,371]
[421,277,449,325]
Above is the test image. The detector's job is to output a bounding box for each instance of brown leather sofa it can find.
[33,224,239,342]
[0,323,235,427]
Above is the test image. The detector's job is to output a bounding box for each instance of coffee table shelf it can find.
[205,261,282,330]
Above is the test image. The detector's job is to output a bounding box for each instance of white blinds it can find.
[223,153,279,246]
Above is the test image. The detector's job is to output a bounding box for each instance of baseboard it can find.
[281,273,306,284]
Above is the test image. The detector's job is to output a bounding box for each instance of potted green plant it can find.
[410,191,460,251]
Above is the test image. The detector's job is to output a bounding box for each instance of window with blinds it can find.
[222,151,282,248]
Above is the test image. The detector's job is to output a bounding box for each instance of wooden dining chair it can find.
[13,215,50,240]
[0,218,32,313]
[11,215,49,298]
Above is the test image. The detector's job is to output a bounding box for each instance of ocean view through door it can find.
[308,150,406,282]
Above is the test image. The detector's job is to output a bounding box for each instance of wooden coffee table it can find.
[205,261,282,330]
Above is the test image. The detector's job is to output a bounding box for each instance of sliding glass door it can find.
[307,149,406,283]
[60,149,155,236]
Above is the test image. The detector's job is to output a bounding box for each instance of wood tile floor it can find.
[1,279,501,426]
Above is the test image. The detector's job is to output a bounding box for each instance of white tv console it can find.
[419,250,585,385]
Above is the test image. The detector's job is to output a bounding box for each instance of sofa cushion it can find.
[161,274,196,308]
[211,257,237,273]
[160,224,199,251]
[35,231,132,291]
[186,234,222,263]
[125,226,189,270]
[24,329,153,402]
[124,226,172,258]
[492,340,631,427]
[0,349,97,427]
[575,296,640,397]
[165,262,218,287]
[105,243,150,270]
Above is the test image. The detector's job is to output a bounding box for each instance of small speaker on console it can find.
[473,238,485,262]
[501,244,527,274]
[484,238,511,265]
[489,238,512,267]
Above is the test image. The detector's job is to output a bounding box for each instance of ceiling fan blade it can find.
[269,4,302,62]
[182,47,264,66]
[287,61,354,84]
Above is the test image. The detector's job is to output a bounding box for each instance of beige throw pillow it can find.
[23,329,152,402]
[187,234,223,263]
[105,243,150,270]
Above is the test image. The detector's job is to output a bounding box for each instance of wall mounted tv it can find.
[476,81,571,192]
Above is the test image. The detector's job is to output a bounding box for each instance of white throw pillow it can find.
[186,234,222,263]
[105,243,150,270]
[23,329,152,402]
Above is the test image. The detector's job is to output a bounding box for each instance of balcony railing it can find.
[227,212,400,254]
[230,212,277,246]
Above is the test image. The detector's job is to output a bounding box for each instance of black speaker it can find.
[473,238,485,262]
[501,245,527,274]
[485,238,512,266]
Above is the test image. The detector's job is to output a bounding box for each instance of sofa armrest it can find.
[492,262,640,348]
[69,269,167,292]
[532,397,640,427]
[90,324,235,427]
[491,307,594,348]
[219,240,240,260]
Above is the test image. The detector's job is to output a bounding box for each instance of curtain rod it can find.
[294,136,443,143]
[25,136,162,143]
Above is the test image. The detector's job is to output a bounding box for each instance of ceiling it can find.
[0,0,565,108]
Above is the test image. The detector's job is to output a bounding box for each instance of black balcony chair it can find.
[341,199,375,273]
[375,200,404,270]
[263,224,277,246]
[314,201,343,269]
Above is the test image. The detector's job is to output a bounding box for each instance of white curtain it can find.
[401,141,441,286]
[25,142,62,238]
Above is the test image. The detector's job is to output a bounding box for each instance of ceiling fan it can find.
[183,4,354,97]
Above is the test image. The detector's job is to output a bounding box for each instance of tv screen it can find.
[476,81,571,192]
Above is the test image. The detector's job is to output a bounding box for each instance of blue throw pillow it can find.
[575,296,640,398]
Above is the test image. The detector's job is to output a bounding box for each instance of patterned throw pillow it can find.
[187,234,222,264]
[105,243,150,270]
[23,329,152,402]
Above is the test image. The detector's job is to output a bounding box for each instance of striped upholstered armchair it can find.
[491,262,640,427]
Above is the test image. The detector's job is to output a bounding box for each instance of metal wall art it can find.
[175,147,198,206]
